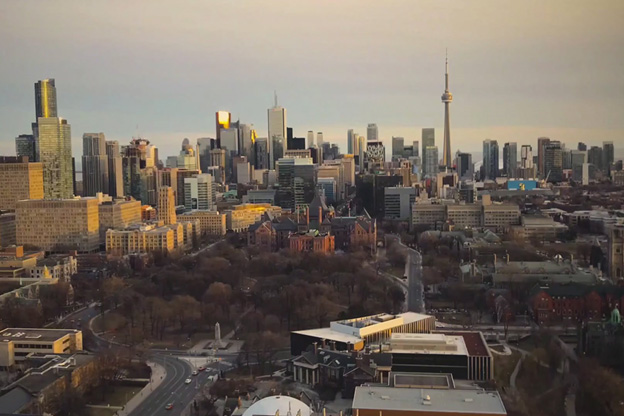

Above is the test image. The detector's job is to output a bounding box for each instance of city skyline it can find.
[0,0,623,162]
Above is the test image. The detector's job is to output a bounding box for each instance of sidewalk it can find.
[116,360,167,415]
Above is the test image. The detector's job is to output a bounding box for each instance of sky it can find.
[1,0,623,163]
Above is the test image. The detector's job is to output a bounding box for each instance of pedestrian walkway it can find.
[117,360,167,415]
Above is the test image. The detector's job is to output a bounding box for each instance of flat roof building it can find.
[0,156,44,210]
[0,328,83,367]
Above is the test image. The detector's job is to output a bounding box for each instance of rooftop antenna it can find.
[274,90,278,107]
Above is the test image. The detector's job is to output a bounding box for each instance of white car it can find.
[184,378,192,384]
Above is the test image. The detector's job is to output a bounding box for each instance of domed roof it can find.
[242,396,310,416]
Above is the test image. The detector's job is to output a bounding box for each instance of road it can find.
[126,355,216,416]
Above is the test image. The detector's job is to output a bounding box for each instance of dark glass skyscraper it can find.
[35,79,57,119]
[503,142,517,178]
[482,139,499,180]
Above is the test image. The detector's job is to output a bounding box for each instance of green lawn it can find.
[86,385,143,407]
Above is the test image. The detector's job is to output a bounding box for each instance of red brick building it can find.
[530,284,624,325]
[289,230,335,254]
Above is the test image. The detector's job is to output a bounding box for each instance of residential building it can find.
[503,142,517,178]
[105,140,124,197]
[178,210,226,236]
[424,146,438,178]
[365,141,385,173]
[158,186,177,225]
[0,156,44,210]
[517,145,535,179]
[588,146,603,172]
[82,133,109,196]
[289,230,335,254]
[482,139,499,180]
[537,137,551,177]
[16,198,100,252]
[421,128,435,170]
[0,328,82,366]
[544,141,563,182]
[384,187,416,220]
[456,151,473,180]
[105,223,178,256]
[30,254,77,281]
[15,134,37,162]
[37,117,73,198]
[122,138,158,205]
[392,137,404,157]
[603,141,615,173]
[184,174,214,211]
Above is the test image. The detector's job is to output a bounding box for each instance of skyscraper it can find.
[537,137,551,178]
[456,152,473,180]
[316,132,324,147]
[357,135,366,169]
[254,137,269,170]
[106,140,124,197]
[441,53,453,169]
[34,79,58,119]
[421,128,435,168]
[482,139,499,180]
[424,146,439,178]
[267,93,287,169]
[184,174,214,211]
[578,142,587,151]
[122,138,158,205]
[603,141,615,173]
[276,157,315,210]
[588,146,603,171]
[158,186,177,225]
[15,134,37,162]
[38,117,73,198]
[544,141,563,182]
[82,133,109,196]
[196,137,214,172]
[503,142,517,178]
[239,124,256,162]
[392,137,404,157]
[215,111,231,148]
[308,131,314,149]
[518,145,535,179]
[367,124,378,141]
[347,129,355,154]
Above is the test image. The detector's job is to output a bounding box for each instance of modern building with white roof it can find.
[352,385,507,415]
[290,312,435,355]
[240,395,310,416]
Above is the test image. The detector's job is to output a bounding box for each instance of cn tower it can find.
[441,51,453,169]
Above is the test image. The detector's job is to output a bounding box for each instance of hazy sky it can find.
[1,0,623,161]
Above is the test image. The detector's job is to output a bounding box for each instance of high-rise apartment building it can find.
[267,94,287,169]
[603,141,615,173]
[347,130,355,154]
[424,146,439,178]
[421,128,435,169]
[367,124,378,142]
[482,139,499,180]
[316,132,324,147]
[105,140,124,197]
[122,138,158,205]
[82,133,109,196]
[588,146,603,172]
[503,142,517,178]
[0,157,44,210]
[537,137,551,178]
[441,54,453,169]
[578,142,587,151]
[307,131,314,150]
[456,152,473,180]
[518,145,536,179]
[392,137,405,157]
[37,117,73,198]
[276,157,315,210]
[15,134,37,162]
[357,135,366,169]
[544,141,563,183]
[16,198,100,252]
[158,186,177,225]
[34,79,58,119]
[184,174,214,211]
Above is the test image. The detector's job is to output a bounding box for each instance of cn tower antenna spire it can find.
[441,49,453,169]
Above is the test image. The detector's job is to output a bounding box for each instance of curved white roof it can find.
[242,396,311,416]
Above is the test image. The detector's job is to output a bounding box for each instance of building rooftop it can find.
[352,386,507,415]
[292,328,363,345]
[388,333,468,356]
[0,328,80,343]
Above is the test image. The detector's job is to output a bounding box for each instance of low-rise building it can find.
[243,189,277,205]
[98,198,142,241]
[289,230,335,254]
[384,187,416,220]
[29,254,77,281]
[352,385,507,416]
[510,215,569,242]
[178,210,226,236]
[105,223,177,256]
[226,203,283,232]
[412,199,520,232]
[0,328,83,367]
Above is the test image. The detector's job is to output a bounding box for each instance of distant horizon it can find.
[1,0,622,164]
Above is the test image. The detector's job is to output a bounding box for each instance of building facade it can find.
[0,157,44,210]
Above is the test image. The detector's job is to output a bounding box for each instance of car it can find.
[165,403,174,410]
[198,366,206,372]
[185,378,192,384]
[192,370,198,376]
